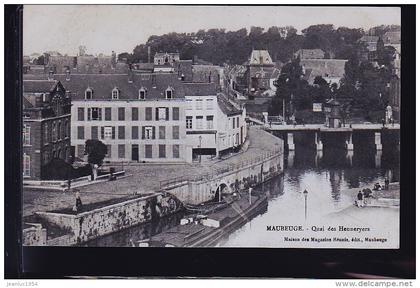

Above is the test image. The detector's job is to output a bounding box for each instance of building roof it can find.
[191,65,221,83]
[183,83,217,96]
[249,50,274,66]
[176,60,193,82]
[48,73,186,100]
[383,31,401,44]
[217,93,242,116]
[301,59,347,83]
[23,80,58,93]
[359,35,379,43]
[294,49,325,59]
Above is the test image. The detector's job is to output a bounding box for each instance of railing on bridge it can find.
[159,148,283,190]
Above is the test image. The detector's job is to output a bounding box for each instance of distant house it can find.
[23,80,72,180]
[294,49,325,59]
[246,50,280,95]
[383,31,401,53]
[359,35,380,52]
[154,52,180,66]
[301,59,348,87]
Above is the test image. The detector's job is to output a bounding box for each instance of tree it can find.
[84,139,107,167]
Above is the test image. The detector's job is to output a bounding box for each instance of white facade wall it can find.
[71,99,192,163]
[184,95,247,155]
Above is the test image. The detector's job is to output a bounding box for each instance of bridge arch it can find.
[214,182,229,202]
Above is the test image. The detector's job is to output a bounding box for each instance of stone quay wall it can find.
[164,150,283,205]
[35,192,183,245]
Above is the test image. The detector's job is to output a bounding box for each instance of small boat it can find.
[141,193,268,247]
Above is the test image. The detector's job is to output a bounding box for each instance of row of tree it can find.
[118,24,398,65]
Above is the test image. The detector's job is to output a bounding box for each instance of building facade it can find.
[184,83,247,159]
[23,80,72,179]
[54,73,192,163]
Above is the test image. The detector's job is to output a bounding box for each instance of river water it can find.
[86,140,400,248]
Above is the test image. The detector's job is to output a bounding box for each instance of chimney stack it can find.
[148,46,151,64]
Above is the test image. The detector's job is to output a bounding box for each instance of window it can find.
[206,99,214,110]
[85,88,93,99]
[172,126,179,139]
[77,144,84,158]
[91,126,98,139]
[139,88,147,99]
[44,123,49,143]
[196,99,203,110]
[88,107,102,121]
[132,108,139,121]
[118,126,125,139]
[143,126,155,140]
[159,126,166,139]
[206,116,214,129]
[196,116,203,129]
[186,99,193,110]
[77,108,85,121]
[57,122,62,139]
[132,126,139,139]
[43,151,49,165]
[159,145,166,158]
[173,145,180,158]
[23,153,30,177]
[118,144,125,159]
[118,107,125,121]
[237,117,240,128]
[145,107,153,121]
[52,122,57,141]
[232,118,235,129]
[172,107,180,120]
[105,108,112,121]
[156,107,169,121]
[145,145,153,158]
[77,126,85,139]
[106,145,112,158]
[186,116,193,129]
[103,126,114,139]
[23,124,30,146]
[64,120,69,138]
[165,87,173,99]
[112,88,119,100]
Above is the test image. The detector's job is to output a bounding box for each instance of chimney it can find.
[148,46,151,64]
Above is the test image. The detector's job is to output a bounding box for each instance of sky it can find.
[23,5,401,56]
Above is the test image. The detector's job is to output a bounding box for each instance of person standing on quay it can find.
[356,190,364,208]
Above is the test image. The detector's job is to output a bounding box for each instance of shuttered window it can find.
[132,107,139,121]
[145,107,152,121]
[118,126,125,139]
[159,126,166,139]
[145,145,153,158]
[77,108,85,121]
[91,126,98,139]
[172,107,180,120]
[105,107,112,121]
[132,126,139,139]
[172,126,179,139]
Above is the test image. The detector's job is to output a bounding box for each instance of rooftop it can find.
[249,50,274,66]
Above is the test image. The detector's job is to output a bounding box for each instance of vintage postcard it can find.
[22,5,400,249]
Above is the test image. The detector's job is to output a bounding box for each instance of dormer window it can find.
[112,88,119,100]
[85,88,93,100]
[165,87,174,99]
[139,88,147,100]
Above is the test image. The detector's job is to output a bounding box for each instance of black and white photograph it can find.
[19,4,403,250]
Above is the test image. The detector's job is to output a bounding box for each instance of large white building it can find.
[183,83,247,159]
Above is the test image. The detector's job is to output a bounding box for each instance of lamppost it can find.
[303,189,308,220]
[198,135,202,163]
